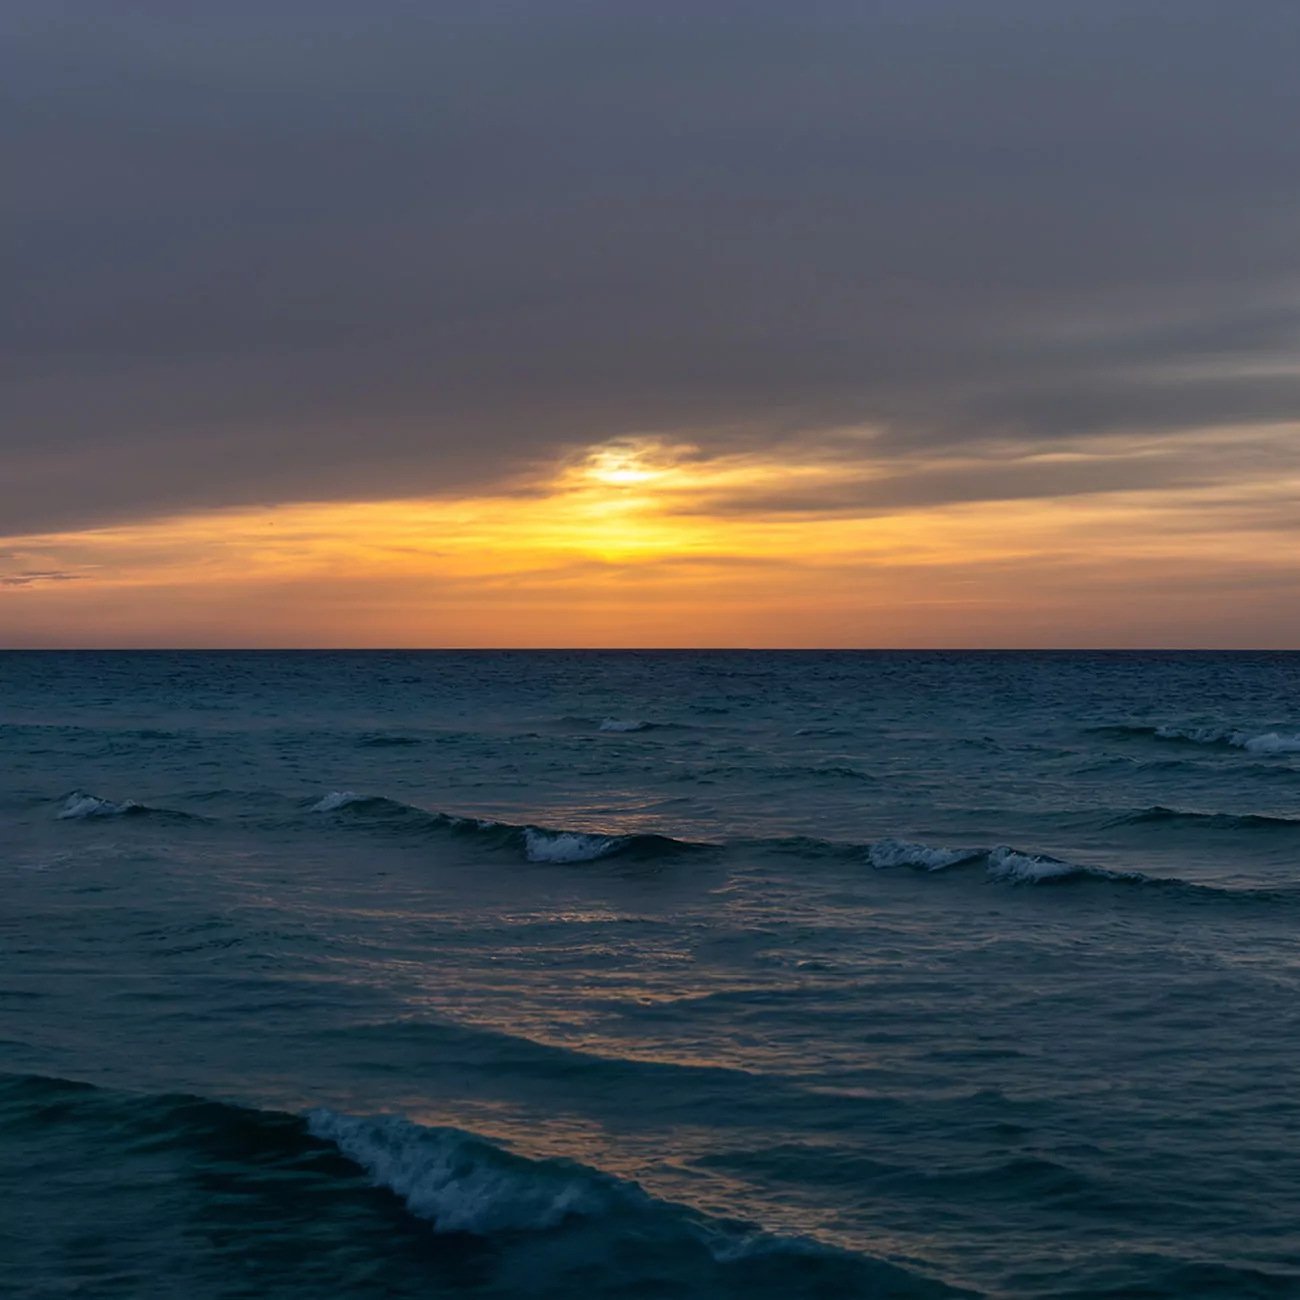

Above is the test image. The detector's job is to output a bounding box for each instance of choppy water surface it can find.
[3,651,1299,1299]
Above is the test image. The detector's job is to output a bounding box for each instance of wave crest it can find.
[58,791,144,819]
[862,836,1149,887]
[307,1109,625,1233]
[0,1072,969,1297]
[1115,806,1300,831]
[523,828,622,863]
[1124,724,1300,754]
[311,792,705,864]
[313,790,369,813]
[56,791,197,821]
[599,717,652,733]
[866,839,982,872]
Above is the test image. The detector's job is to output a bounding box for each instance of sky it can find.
[3,1,1299,647]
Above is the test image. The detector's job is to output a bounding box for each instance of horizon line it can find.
[2,646,1298,655]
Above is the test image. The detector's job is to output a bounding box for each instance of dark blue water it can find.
[3,651,1299,1298]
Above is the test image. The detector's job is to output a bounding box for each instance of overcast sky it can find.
[5,0,1299,539]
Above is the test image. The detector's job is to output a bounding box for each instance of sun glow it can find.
[3,428,1300,647]
[578,443,675,487]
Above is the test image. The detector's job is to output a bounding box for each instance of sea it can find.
[2,650,1299,1299]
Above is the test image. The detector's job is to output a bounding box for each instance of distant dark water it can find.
[3,650,1299,1298]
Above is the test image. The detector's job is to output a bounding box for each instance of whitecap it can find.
[867,838,980,871]
[306,1110,621,1233]
[58,792,142,819]
[1153,724,1300,754]
[1238,732,1300,755]
[985,846,1082,883]
[599,718,651,732]
[523,828,623,863]
[312,791,366,813]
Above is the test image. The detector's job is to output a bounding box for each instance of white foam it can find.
[1154,724,1300,754]
[986,846,1083,883]
[867,838,979,871]
[599,718,650,732]
[58,792,141,819]
[312,791,365,813]
[306,1110,617,1233]
[1239,732,1300,754]
[523,828,621,863]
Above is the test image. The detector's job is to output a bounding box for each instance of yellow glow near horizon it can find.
[3,428,1300,646]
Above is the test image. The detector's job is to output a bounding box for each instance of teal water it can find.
[3,651,1299,1298]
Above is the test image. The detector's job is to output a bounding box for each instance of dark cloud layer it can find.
[4,0,1300,533]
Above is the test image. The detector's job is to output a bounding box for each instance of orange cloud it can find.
[2,428,1299,647]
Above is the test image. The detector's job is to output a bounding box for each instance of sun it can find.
[578,444,673,487]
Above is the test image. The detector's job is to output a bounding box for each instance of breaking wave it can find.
[59,791,145,819]
[312,790,371,813]
[865,839,983,872]
[306,1109,632,1233]
[0,1072,968,1299]
[306,793,1120,882]
[983,846,1143,885]
[55,782,1291,898]
[1156,725,1300,753]
[1097,724,1300,754]
[56,791,196,821]
[522,828,627,863]
[863,837,1148,886]
[311,792,707,864]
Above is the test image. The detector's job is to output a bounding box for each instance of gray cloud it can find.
[4,0,1300,533]
[0,570,81,586]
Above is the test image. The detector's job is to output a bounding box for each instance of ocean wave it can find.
[1155,724,1300,753]
[522,828,625,863]
[1113,806,1300,831]
[749,832,1152,888]
[666,763,875,785]
[58,791,145,819]
[866,839,983,872]
[554,715,694,734]
[301,802,1300,903]
[1234,732,1300,754]
[983,846,1143,885]
[311,792,707,864]
[0,1072,968,1298]
[1098,723,1300,754]
[520,827,702,865]
[306,1109,631,1233]
[312,790,369,813]
[775,764,874,782]
[56,790,197,821]
[862,837,1146,886]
